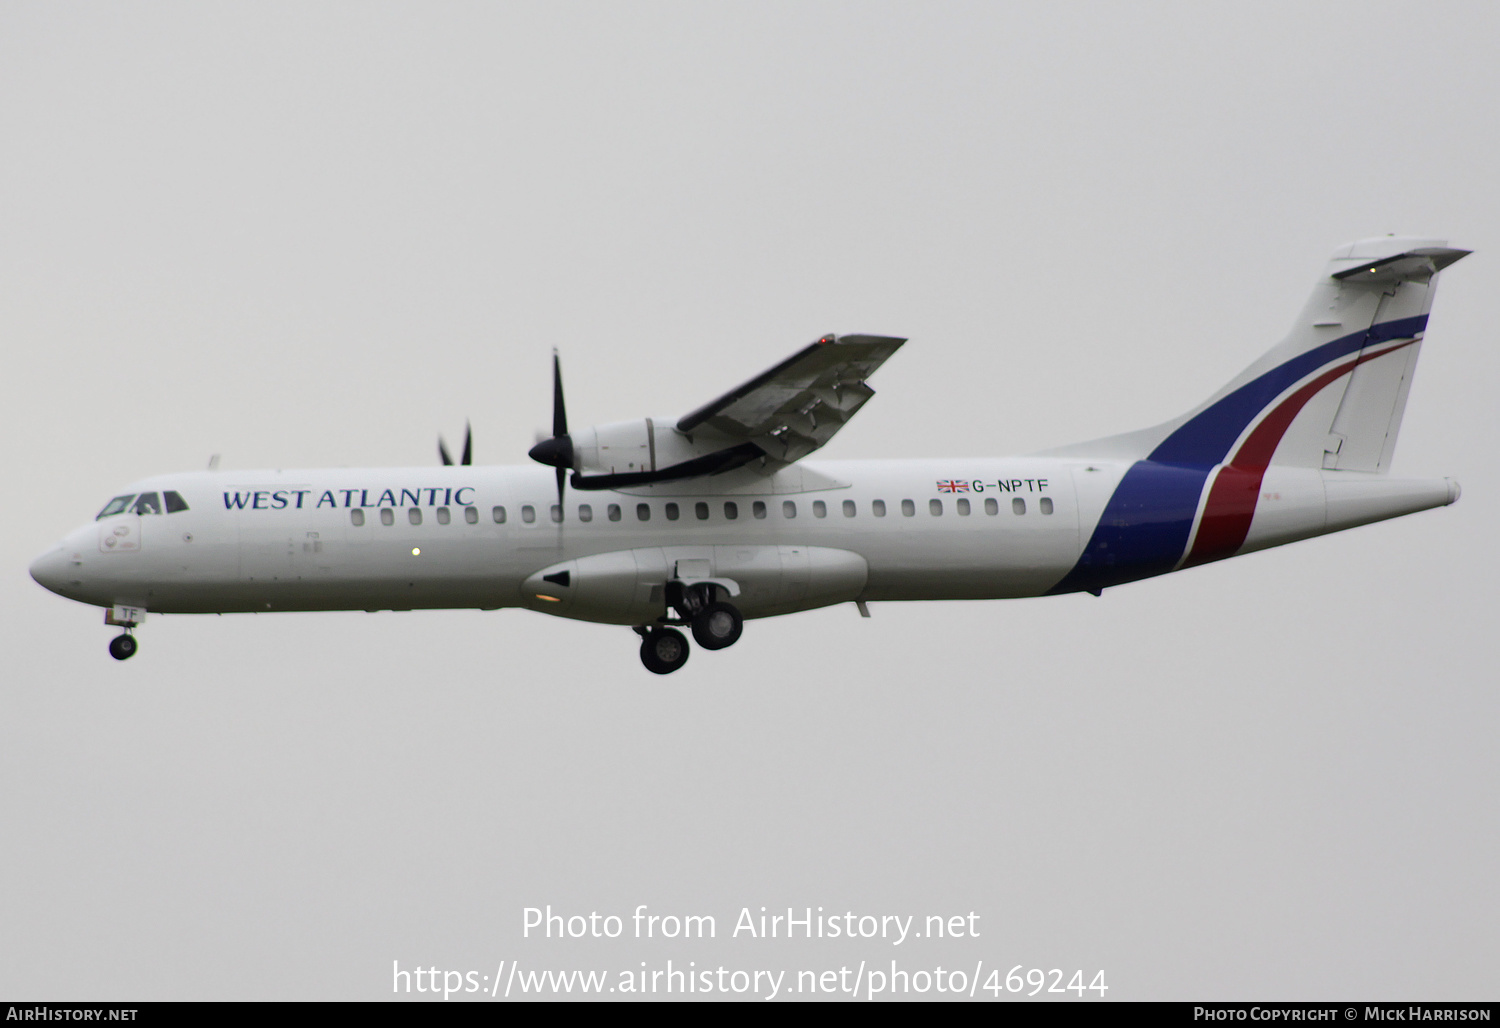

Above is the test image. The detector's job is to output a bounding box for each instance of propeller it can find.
[439,421,472,466]
[526,350,573,515]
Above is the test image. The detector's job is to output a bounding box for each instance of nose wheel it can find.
[638,627,690,675]
[108,633,138,661]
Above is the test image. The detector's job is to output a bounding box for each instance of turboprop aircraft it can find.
[30,236,1468,674]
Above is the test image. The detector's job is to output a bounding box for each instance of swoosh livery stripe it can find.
[1181,338,1418,567]
[1147,315,1427,466]
[1047,316,1427,595]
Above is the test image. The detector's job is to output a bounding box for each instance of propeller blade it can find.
[461,421,472,466]
[552,349,568,439]
[525,350,573,520]
[438,436,454,466]
[553,352,567,517]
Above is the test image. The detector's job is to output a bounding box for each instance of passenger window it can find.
[957,498,970,516]
[695,502,709,521]
[579,504,593,522]
[1012,497,1026,515]
[901,499,915,517]
[96,495,136,519]
[436,507,451,525]
[351,509,365,527]
[464,506,478,524]
[551,504,562,523]
[492,505,507,524]
[1040,497,1054,515]
[522,505,536,523]
[380,508,395,526]
[783,501,797,519]
[929,499,943,516]
[132,493,162,515]
[872,499,886,517]
[637,503,651,522]
[164,490,190,513]
[608,504,622,522]
[665,502,679,521]
[408,508,422,525]
[753,501,767,519]
[984,498,998,515]
[724,501,738,520]
[813,500,826,518]
[843,499,856,518]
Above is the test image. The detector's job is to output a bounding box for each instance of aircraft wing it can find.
[677,333,906,470]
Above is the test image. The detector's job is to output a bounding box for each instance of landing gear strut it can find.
[638,627,690,675]
[108,633,138,661]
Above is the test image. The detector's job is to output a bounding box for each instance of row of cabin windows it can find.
[96,491,191,519]
[349,505,482,527]
[348,496,1055,526]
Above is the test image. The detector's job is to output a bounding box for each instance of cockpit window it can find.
[131,493,162,515]
[164,490,190,513]
[96,495,136,519]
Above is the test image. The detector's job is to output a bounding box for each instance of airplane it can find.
[29,236,1468,674]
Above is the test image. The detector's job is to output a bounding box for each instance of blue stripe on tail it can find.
[1149,316,1426,466]
[1047,315,1427,595]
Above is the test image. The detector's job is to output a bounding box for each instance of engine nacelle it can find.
[522,545,869,625]
[571,418,734,477]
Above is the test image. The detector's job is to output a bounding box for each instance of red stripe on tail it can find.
[1183,339,1417,568]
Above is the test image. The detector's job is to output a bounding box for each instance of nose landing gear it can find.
[104,605,146,661]
[108,633,138,661]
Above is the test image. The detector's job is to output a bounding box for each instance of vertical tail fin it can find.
[1045,237,1469,470]
[1043,237,1468,595]
[1310,243,1467,471]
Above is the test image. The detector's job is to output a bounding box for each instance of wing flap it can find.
[677,333,904,469]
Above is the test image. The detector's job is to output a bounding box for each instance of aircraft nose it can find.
[29,546,69,595]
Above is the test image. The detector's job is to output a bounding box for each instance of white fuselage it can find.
[33,459,1086,618]
[30,456,1456,625]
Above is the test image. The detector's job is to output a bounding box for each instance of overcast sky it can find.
[3,1,1497,1001]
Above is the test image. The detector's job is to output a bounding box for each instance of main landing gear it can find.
[691,602,743,650]
[635,583,746,674]
[638,627,690,675]
[108,633,138,661]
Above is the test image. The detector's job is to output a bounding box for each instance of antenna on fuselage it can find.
[207,454,220,470]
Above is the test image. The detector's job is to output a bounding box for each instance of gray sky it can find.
[3,1,1496,1001]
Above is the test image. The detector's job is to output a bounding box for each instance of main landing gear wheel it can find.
[108,634,138,661]
[691,602,743,651]
[639,627,690,675]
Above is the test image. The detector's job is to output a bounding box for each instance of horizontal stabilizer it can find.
[1330,247,1471,285]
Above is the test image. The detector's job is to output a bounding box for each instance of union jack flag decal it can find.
[936,480,969,493]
